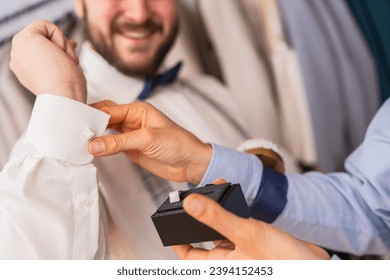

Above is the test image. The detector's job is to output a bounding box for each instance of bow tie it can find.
[138,62,183,100]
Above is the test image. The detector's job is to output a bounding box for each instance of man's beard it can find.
[84,15,179,77]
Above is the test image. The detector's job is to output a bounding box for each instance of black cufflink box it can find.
[151,183,250,246]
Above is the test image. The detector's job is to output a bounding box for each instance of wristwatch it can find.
[237,138,285,173]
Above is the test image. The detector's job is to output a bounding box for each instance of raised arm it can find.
[0,20,108,259]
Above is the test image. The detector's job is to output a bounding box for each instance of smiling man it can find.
[76,0,178,77]
[69,0,251,259]
[0,1,252,259]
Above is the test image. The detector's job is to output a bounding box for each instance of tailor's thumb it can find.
[89,134,127,156]
[183,193,246,244]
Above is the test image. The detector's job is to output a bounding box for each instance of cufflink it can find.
[82,128,95,141]
[169,190,183,203]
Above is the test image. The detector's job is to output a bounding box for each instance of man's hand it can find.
[89,101,212,184]
[10,20,87,103]
[173,183,330,260]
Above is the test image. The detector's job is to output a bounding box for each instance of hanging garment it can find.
[277,0,380,171]
[257,0,317,166]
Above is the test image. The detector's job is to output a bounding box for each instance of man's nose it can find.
[121,0,151,24]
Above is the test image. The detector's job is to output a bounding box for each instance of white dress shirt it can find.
[0,95,109,259]
[0,42,251,259]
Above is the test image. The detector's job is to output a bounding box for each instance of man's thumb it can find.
[183,193,248,244]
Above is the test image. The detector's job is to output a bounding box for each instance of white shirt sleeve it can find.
[0,94,109,259]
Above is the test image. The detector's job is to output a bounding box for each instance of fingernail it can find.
[185,197,203,216]
[214,178,226,184]
[89,140,105,154]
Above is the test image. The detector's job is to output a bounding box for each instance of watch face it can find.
[238,138,285,173]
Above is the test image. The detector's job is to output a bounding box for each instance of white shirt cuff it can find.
[23,94,110,164]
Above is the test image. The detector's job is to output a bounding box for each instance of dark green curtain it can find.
[346,0,390,103]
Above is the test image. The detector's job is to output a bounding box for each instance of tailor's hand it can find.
[10,20,86,102]
[89,101,212,184]
[173,179,330,260]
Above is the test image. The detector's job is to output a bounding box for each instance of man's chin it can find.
[112,59,154,77]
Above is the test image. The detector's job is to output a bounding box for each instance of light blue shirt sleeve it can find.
[198,144,263,206]
[275,99,390,256]
[199,144,288,223]
[199,99,390,256]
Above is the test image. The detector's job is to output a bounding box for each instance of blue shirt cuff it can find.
[250,167,288,223]
[198,144,263,206]
[198,144,288,223]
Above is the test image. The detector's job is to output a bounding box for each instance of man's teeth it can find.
[123,30,151,39]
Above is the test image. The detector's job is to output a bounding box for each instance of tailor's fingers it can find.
[90,100,117,110]
[89,129,153,156]
[66,40,79,64]
[99,102,172,131]
[213,240,235,250]
[172,245,210,260]
[212,178,227,185]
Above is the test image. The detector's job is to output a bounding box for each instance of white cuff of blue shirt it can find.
[23,94,110,165]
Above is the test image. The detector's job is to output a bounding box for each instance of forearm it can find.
[275,171,390,255]
[275,100,390,255]
[200,144,390,256]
